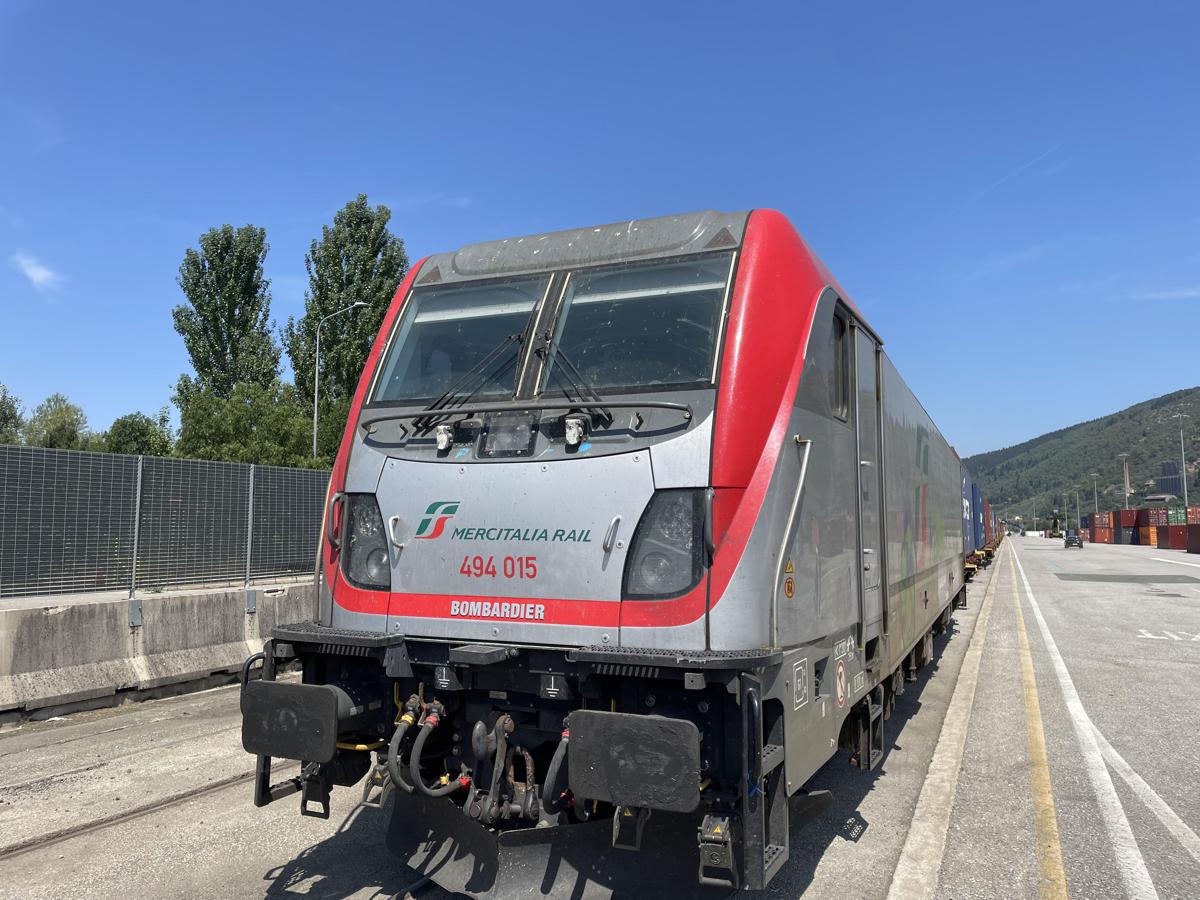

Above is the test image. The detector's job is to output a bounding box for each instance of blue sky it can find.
[1,1,1197,456]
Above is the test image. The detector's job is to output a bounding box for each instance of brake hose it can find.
[409,705,469,797]
[386,705,418,794]
[542,728,570,814]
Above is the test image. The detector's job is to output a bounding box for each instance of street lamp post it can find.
[1118,453,1130,510]
[313,302,366,459]
[1089,472,1100,514]
[1175,412,1191,507]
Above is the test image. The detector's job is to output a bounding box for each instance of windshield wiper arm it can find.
[413,332,523,432]
[544,346,612,426]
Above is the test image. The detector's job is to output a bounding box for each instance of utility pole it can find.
[1089,472,1100,514]
[1175,412,1191,507]
[312,302,366,459]
[1118,453,1130,510]
[1074,488,1081,530]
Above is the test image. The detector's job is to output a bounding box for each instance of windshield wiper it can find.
[541,345,612,426]
[412,333,523,432]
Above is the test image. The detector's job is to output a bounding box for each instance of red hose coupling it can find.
[457,775,473,788]
[424,713,440,728]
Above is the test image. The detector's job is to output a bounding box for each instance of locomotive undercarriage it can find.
[240,623,809,898]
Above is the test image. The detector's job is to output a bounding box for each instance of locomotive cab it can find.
[240,210,965,898]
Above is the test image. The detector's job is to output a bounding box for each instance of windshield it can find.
[540,253,733,395]
[371,276,550,403]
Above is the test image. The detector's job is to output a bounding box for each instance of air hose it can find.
[386,705,418,794]
[542,728,570,814]
[409,704,470,798]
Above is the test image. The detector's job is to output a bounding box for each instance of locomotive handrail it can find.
[771,437,813,644]
[360,399,694,432]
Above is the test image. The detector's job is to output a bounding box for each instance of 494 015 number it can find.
[459,555,538,580]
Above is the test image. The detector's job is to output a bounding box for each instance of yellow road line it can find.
[1008,551,1069,900]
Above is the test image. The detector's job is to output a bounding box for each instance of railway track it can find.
[0,762,296,862]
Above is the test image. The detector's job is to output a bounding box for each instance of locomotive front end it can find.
[240,211,793,898]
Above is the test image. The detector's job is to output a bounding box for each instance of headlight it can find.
[343,493,391,590]
[622,489,705,599]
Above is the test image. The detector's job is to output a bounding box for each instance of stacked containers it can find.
[1149,508,1171,548]
[961,472,975,555]
[1168,507,1188,549]
[983,499,994,545]
[1189,507,1200,555]
[1114,508,1137,545]
[1091,511,1113,543]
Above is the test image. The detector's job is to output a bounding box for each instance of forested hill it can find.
[963,387,1200,520]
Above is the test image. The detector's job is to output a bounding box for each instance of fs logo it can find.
[415,501,460,540]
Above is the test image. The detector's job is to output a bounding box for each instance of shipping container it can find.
[1188,506,1200,526]
[1168,507,1187,526]
[984,499,993,545]
[1188,524,1200,554]
[1148,507,1169,527]
[1080,528,1091,542]
[1168,524,1189,550]
[1093,511,1113,529]
[1157,528,1172,549]
[1134,508,1150,528]
[971,484,984,550]
[1113,527,1136,545]
[1092,527,1113,544]
[1115,509,1137,528]
[961,469,976,554]
[1138,526,1159,547]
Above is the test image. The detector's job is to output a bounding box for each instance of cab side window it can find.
[830,314,849,420]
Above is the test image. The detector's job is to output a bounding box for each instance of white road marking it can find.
[1151,556,1200,569]
[1092,726,1200,867]
[887,559,997,900]
[1012,545,1160,899]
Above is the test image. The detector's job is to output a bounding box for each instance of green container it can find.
[1168,506,1187,525]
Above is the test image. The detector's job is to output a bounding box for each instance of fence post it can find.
[128,455,144,627]
[245,463,256,613]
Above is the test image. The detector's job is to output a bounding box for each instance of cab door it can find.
[854,327,885,647]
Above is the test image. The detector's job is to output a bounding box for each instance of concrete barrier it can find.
[0,580,314,716]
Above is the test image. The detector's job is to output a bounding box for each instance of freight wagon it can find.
[240,210,966,898]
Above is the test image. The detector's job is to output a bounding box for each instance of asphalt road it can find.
[1,536,1197,899]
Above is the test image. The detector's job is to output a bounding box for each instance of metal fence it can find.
[0,445,329,599]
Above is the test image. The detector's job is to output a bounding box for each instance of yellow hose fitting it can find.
[439,774,450,786]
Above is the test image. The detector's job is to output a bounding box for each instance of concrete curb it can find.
[0,581,314,714]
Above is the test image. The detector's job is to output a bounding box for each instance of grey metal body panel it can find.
[377,451,653,646]
[647,413,713,489]
[415,211,749,286]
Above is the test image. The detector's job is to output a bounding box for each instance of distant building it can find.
[1156,461,1184,497]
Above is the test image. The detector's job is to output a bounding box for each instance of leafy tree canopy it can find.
[23,393,88,449]
[284,195,408,405]
[174,381,322,468]
[106,408,173,456]
[173,224,280,406]
[0,383,22,444]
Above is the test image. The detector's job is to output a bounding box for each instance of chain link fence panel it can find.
[0,444,329,599]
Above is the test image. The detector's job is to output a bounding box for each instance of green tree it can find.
[106,408,173,456]
[175,381,316,467]
[284,195,408,405]
[173,224,280,406]
[23,393,87,449]
[0,383,23,444]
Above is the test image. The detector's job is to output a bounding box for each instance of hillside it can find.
[963,387,1200,522]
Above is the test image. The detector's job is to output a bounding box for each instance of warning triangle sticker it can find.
[784,559,794,574]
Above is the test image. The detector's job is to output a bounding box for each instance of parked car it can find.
[1064,529,1083,549]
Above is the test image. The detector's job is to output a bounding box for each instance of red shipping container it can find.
[1188,524,1200,554]
[1115,509,1138,528]
[1135,508,1150,527]
[1080,528,1090,542]
[1157,528,1172,549]
[1093,527,1113,544]
[1169,525,1189,550]
[1188,506,1200,526]
[1093,511,1113,529]
[1149,507,1169,527]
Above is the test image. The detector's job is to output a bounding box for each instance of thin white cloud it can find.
[1131,286,1200,301]
[967,144,1062,205]
[10,251,62,290]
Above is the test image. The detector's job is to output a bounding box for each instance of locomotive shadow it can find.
[765,616,962,897]
[260,802,426,899]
